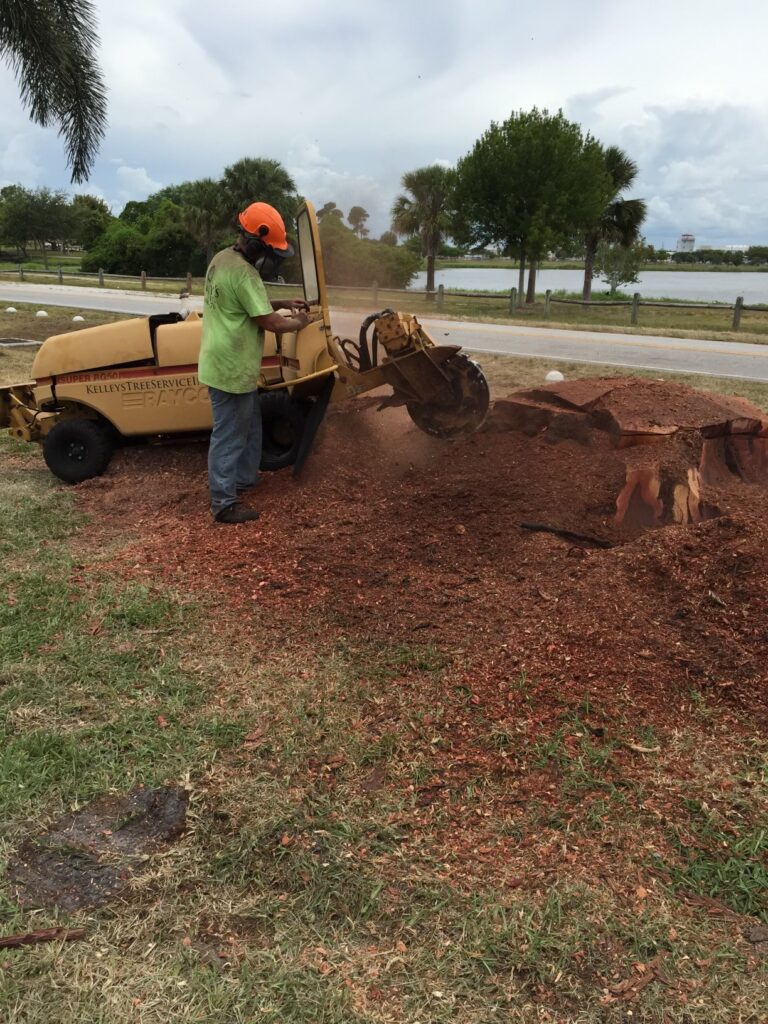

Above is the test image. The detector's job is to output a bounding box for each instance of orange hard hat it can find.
[238,202,292,254]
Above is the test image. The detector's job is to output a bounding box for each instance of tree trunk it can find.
[38,240,49,269]
[425,249,436,302]
[582,234,598,302]
[526,261,537,304]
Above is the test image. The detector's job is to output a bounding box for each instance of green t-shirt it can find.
[198,247,273,393]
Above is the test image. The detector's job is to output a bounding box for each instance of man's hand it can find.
[272,298,310,314]
[255,307,312,334]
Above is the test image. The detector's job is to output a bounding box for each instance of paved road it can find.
[3,281,768,383]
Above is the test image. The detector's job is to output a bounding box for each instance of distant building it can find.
[676,233,695,252]
[723,244,749,253]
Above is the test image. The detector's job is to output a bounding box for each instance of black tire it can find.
[42,418,114,484]
[259,392,308,471]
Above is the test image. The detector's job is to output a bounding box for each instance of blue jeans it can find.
[207,387,262,516]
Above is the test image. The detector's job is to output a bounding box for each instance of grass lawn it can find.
[1,314,766,1021]
[0,304,127,345]
[0,439,766,1023]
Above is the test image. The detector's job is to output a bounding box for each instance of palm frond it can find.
[0,0,108,183]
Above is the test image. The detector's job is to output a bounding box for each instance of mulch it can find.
[70,379,767,729]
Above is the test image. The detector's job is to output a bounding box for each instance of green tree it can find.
[220,157,300,224]
[119,195,188,236]
[642,244,669,264]
[143,223,199,276]
[391,164,454,297]
[379,230,397,246]
[0,0,107,183]
[317,201,344,221]
[71,193,112,249]
[19,188,71,266]
[453,109,608,303]
[82,222,146,274]
[746,246,768,265]
[347,205,370,238]
[181,178,227,264]
[595,239,644,295]
[0,184,33,257]
[582,146,647,301]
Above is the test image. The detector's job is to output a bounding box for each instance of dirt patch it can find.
[7,786,188,910]
[73,378,768,722]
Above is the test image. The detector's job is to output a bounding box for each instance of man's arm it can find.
[271,298,309,313]
[254,309,311,335]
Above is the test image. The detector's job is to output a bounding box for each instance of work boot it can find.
[214,504,260,525]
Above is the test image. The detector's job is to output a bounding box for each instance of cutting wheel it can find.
[406,354,490,439]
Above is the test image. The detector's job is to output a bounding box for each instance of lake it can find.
[409,268,768,304]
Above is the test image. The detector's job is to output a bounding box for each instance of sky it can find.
[1,0,767,249]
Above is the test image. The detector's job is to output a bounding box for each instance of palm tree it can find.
[391,165,453,297]
[582,146,646,302]
[182,178,227,264]
[0,0,107,183]
[221,158,299,224]
[347,205,369,238]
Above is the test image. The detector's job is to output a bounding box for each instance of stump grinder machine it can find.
[0,202,489,483]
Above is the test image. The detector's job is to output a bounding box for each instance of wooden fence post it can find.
[437,284,444,311]
[509,287,517,313]
[631,292,640,325]
[186,272,192,294]
[732,295,743,330]
[372,280,379,306]
[140,271,147,290]
[98,267,104,287]
[57,266,63,284]
[544,289,552,317]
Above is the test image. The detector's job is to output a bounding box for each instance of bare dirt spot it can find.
[7,786,188,910]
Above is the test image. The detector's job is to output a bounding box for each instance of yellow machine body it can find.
[1,202,489,482]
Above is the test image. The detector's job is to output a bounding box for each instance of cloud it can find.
[114,164,164,205]
[629,105,768,246]
[287,138,388,231]
[3,0,768,248]
[0,134,44,187]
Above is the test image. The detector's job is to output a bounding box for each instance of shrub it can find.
[82,223,146,274]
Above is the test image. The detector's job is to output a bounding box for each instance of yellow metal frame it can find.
[1,200,474,448]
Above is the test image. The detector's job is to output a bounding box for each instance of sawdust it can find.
[71,378,768,724]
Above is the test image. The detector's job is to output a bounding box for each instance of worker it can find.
[199,202,310,524]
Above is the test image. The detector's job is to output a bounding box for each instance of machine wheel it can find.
[42,418,114,484]
[406,354,490,439]
[260,392,308,471]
